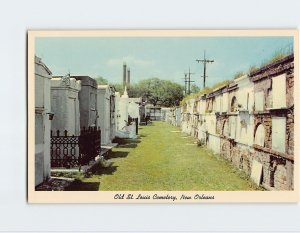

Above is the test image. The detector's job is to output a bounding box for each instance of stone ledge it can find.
[253,144,294,161]
[227,112,239,116]
[253,110,270,115]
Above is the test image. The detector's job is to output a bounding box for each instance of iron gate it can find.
[50,127,101,168]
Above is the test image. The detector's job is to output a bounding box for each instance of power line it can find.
[196,50,214,88]
[187,67,195,95]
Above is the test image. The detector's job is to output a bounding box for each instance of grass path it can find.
[69,121,258,191]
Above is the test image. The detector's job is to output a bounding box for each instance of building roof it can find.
[35,56,52,75]
[72,76,97,88]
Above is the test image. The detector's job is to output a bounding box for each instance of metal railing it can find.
[50,127,101,168]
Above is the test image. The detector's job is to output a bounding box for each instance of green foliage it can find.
[210,80,232,91]
[270,51,287,63]
[180,80,231,106]
[248,65,258,74]
[127,83,146,99]
[197,138,205,147]
[112,83,124,93]
[112,78,184,107]
[190,84,200,94]
[259,51,288,68]
[233,71,245,80]
[248,49,291,74]
[137,78,184,107]
[95,76,108,85]
[51,171,83,179]
[111,83,139,98]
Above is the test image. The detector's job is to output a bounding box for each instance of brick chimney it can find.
[123,62,127,88]
[127,68,130,88]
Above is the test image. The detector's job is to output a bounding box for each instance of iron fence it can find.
[79,127,101,165]
[50,127,101,168]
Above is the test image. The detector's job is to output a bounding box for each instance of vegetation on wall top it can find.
[180,50,293,107]
[180,80,232,106]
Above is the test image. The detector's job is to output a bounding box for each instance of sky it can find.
[35,36,293,88]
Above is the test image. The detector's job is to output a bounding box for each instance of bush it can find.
[197,138,205,147]
[248,65,258,74]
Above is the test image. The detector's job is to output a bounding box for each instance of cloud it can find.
[106,56,155,68]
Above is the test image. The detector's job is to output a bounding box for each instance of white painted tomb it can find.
[35,56,52,186]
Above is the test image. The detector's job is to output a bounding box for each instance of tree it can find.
[110,83,139,98]
[111,78,184,107]
[112,83,124,93]
[190,84,200,94]
[134,78,184,107]
[95,76,108,85]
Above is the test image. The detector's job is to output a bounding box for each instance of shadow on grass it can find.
[118,143,138,148]
[113,137,142,149]
[93,165,118,175]
[65,180,100,191]
[114,138,142,144]
[106,151,129,159]
[88,161,118,176]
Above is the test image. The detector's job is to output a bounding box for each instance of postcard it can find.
[28,29,299,203]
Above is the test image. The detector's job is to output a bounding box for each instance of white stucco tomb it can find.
[35,56,52,186]
[51,74,81,136]
[73,76,98,128]
[97,85,116,145]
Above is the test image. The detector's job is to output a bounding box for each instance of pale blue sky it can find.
[35,36,293,88]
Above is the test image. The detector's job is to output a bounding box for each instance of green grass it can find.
[66,121,259,191]
[233,71,245,80]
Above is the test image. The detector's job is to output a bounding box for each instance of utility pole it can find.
[182,68,195,95]
[196,50,214,88]
[183,72,188,95]
[187,67,195,95]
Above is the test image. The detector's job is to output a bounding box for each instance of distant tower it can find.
[123,62,127,88]
[127,68,130,88]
